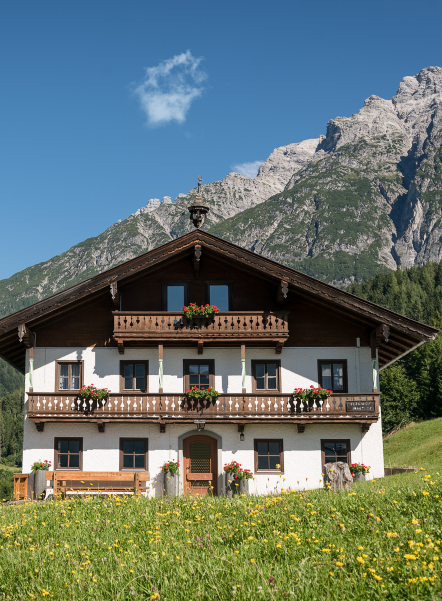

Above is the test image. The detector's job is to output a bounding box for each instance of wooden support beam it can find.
[158,344,164,394]
[117,340,124,354]
[371,324,390,359]
[18,324,34,348]
[159,423,166,433]
[194,244,202,279]
[35,421,44,432]
[238,424,245,433]
[275,340,284,354]
[361,423,371,433]
[241,344,246,393]
[110,282,119,308]
[97,421,105,433]
[297,424,305,433]
[198,340,204,355]
[277,280,289,304]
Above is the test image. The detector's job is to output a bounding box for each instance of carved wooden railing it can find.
[28,392,379,423]
[113,311,290,341]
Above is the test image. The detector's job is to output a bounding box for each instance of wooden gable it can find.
[0,230,438,371]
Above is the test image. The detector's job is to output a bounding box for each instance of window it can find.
[318,360,348,393]
[321,439,351,466]
[251,360,281,392]
[162,282,190,312]
[119,439,148,470]
[206,282,232,311]
[120,361,148,392]
[56,361,83,392]
[183,360,215,392]
[54,438,82,470]
[254,440,283,473]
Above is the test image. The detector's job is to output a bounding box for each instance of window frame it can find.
[54,437,83,471]
[251,360,281,393]
[183,359,215,392]
[119,360,149,393]
[317,359,348,393]
[55,361,84,393]
[321,439,351,467]
[162,281,190,312]
[254,439,284,474]
[204,281,233,311]
[119,438,149,471]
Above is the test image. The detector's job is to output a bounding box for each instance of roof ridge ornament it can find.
[188,175,209,229]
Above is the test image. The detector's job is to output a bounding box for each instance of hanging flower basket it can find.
[186,386,219,404]
[291,385,332,410]
[78,384,110,403]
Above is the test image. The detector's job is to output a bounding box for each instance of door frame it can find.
[178,430,223,496]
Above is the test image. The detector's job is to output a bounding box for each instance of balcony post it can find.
[158,344,164,393]
[241,344,246,394]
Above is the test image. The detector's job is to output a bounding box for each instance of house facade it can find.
[0,228,437,497]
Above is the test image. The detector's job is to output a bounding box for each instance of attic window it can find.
[163,282,190,312]
[206,282,232,311]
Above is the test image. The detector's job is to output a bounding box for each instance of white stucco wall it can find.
[23,344,383,495]
[22,418,384,497]
[28,345,373,395]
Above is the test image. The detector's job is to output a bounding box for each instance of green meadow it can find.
[0,419,441,600]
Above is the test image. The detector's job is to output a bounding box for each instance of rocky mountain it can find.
[1,66,442,317]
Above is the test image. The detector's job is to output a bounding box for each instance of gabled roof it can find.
[0,230,438,372]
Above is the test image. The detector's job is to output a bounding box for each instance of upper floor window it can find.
[54,437,82,469]
[56,361,83,392]
[183,360,215,391]
[251,360,281,392]
[318,360,347,393]
[163,282,190,312]
[206,283,231,311]
[120,361,148,392]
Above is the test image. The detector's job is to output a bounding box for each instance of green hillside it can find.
[383,418,442,471]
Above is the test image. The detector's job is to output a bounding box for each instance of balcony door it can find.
[183,435,217,496]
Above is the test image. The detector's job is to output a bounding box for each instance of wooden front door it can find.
[183,435,217,496]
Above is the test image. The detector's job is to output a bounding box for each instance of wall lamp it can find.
[194,420,205,431]
[238,424,245,441]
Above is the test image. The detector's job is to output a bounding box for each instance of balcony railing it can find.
[112,311,290,342]
[28,392,379,424]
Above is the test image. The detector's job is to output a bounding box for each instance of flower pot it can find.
[239,479,249,495]
[225,472,238,497]
[164,472,178,496]
[34,469,47,500]
[353,472,367,482]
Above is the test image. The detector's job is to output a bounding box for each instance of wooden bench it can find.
[45,471,150,498]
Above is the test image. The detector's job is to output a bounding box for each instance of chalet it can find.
[0,194,438,498]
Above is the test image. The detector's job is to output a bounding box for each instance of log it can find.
[323,462,353,491]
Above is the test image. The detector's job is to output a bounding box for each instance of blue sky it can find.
[1,0,442,280]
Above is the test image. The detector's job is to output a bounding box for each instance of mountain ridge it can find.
[1,66,442,317]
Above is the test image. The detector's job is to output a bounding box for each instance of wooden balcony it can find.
[27,392,379,429]
[113,311,290,350]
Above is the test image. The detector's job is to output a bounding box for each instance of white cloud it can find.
[134,50,206,126]
[232,160,264,179]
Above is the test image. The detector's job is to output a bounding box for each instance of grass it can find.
[383,418,442,470]
[0,472,441,600]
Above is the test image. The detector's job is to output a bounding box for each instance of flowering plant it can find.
[183,303,219,318]
[223,461,241,473]
[31,460,51,474]
[292,385,332,403]
[161,459,180,475]
[236,468,253,480]
[186,386,219,403]
[350,463,370,475]
[78,384,110,402]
